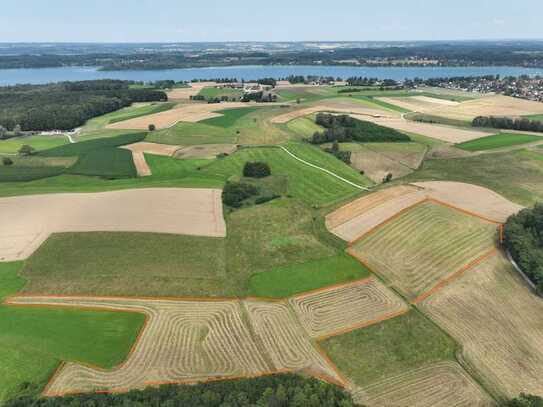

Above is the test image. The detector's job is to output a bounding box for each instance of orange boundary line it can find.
[426,197,502,225]
[411,248,498,304]
[348,197,428,247]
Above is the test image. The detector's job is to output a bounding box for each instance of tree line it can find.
[0,80,166,132]
[5,373,362,407]
[473,116,543,133]
[307,113,411,144]
[504,203,543,294]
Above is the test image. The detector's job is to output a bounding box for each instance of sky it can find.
[1,0,542,43]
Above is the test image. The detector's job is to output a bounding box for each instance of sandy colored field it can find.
[353,114,494,144]
[349,142,427,183]
[420,253,543,398]
[327,181,522,242]
[425,95,543,121]
[107,102,252,130]
[174,144,237,159]
[166,82,217,100]
[289,278,408,339]
[244,300,342,384]
[130,152,151,177]
[349,201,497,301]
[377,96,460,112]
[6,297,270,396]
[122,142,182,157]
[0,188,226,261]
[353,362,494,407]
[270,100,388,124]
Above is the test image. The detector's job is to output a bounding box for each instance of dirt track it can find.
[0,188,226,261]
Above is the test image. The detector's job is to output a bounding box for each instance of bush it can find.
[18,145,36,156]
[243,161,271,178]
[255,194,280,205]
[222,181,259,207]
[506,393,543,406]
[2,157,13,166]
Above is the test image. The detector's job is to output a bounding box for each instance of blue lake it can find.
[1,65,542,85]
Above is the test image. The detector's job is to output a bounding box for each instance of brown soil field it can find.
[122,142,182,157]
[352,115,494,144]
[426,95,543,121]
[327,181,522,242]
[107,102,252,130]
[420,253,543,398]
[353,362,494,407]
[174,144,237,159]
[0,188,226,261]
[7,297,270,396]
[131,152,151,177]
[166,82,217,100]
[244,300,343,384]
[289,278,408,339]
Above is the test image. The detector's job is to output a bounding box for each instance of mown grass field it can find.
[0,135,69,154]
[456,132,542,151]
[285,115,323,138]
[320,310,457,387]
[350,201,497,301]
[146,121,238,145]
[0,262,144,402]
[355,96,411,113]
[197,86,243,100]
[248,254,369,298]
[68,147,137,178]
[200,107,259,128]
[0,156,76,182]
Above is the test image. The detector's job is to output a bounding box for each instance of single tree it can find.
[2,157,13,166]
[18,145,36,156]
[148,124,156,132]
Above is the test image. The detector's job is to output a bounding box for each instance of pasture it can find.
[197,86,243,101]
[455,132,543,151]
[199,106,259,127]
[0,262,144,403]
[0,156,76,182]
[0,135,69,154]
[349,201,497,301]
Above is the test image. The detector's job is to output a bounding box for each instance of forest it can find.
[0,80,166,131]
[473,116,543,133]
[5,374,362,407]
[308,113,411,144]
[504,204,543,293]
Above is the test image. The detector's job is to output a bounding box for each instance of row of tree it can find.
[0,80,167,131]
[346,77,399,87]
[504,204,543,294]
[307,114,411,144]
[472,116,543,133]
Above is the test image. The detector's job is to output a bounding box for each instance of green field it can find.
[456,132,542,151]
[197,86,243,100]
[525,114,543,121]
[248,254,369,298]
[146,121,238,145]
[405,112,472,128]
[0,156,76,182]
[19,198,340,298]
[320,311,457,387]
[0,135,69,154]
[0,262,144,402]
[200,107,259,128]
[68,147,137,178]
[356,96,412,113]
[39,132,145,157]
[286,115,324,138]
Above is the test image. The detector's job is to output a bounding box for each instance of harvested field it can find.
[122,142,181,157]
[0,188,225,261]
[326,185,426,241]
[6,297,269,396]
[107,102,252,130]
[174,144,237,159]
[354,362,494,407]
[354,115,494,144]
[420,254,543,398]
[289,278,408,338]
[426,95,543,121]
[349,201,497,301]
[327,181,522,242]
[166,82,217,100]
[377,96,460,113]
[130,152,151,177]
[243,300,343,384]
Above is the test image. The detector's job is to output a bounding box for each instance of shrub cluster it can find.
[243,161,271,178]
[473,116,543,133]
[222,181,259,207]
[324,141,352,164]
[504,203,543,293]
[6,374,362,407]
[308,114,411,144]
[0,80,167,131]
[506,393,543,406]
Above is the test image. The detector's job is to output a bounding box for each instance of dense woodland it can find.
[6,374,362,407]
[504,204,543,293]
[308,113,411,144]
[0,80,166,131]
[473,116,543,133]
